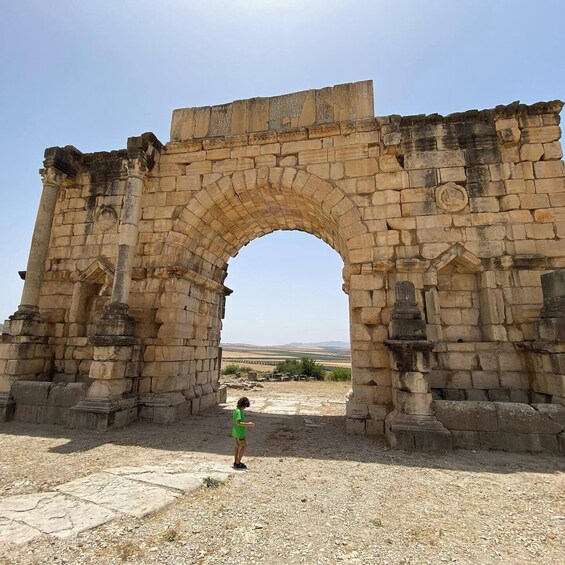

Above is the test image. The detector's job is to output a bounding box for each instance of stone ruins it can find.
[1,80,564,452]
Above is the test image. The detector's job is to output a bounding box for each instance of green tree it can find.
[300,357,325,380]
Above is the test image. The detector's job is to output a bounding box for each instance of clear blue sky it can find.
[0,1,563,345]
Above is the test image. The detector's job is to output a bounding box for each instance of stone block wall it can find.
[37,150,129,382]
[430,342,531,402]
[435,400,565,453]
[11,381,87,425]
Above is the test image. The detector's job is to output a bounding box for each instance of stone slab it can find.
[0,517,42,545]
[56,472,179,518]
[0,491,114,539]
[105,461,234,492]
[106,466,201,493]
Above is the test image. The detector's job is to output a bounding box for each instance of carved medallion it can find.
[435,182,468,213]
[95,205,118,231]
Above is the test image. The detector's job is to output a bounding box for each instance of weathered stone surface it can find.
[532,403,565,427]
[105,461,232,492]
[0,492,114,539]
[434,400,498,432]
[478,432,558,453]
[11,381,52,405]
[171,81,374,140]
[0,517,42,545]
[56,472,179,518]
[496,402,564,434]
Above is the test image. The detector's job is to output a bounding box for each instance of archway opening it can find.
[219,230,351,422]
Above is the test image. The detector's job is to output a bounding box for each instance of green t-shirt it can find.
[232,408,246,439]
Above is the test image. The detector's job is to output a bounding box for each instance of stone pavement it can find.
[0,458,235,545]
[0,392,343,546]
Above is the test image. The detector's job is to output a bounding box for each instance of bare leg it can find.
[234,439,247,464]
[238,443,247,463]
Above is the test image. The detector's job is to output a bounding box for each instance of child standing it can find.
[232,396,254,469]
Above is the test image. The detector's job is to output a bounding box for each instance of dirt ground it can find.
[0,381,564,564]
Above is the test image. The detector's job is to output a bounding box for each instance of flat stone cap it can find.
[170,80,374,141]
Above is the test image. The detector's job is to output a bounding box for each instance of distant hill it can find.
[283,341,350,349]
[221,341,350,350]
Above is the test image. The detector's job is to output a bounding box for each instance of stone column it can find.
[0,165,67,420]
[424,287,443,342]
[6,166,66,336]
[93,157,145,339]
[72,133,162,430]
[385,281,452,450]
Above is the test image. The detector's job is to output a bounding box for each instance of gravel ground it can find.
[0,381,564,564]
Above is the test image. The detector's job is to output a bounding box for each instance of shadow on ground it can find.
[1,403,563,477]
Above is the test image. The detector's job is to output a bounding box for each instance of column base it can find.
[69,396,138,430]
[0,394,15,422]
[4,305,46,337]
[138,392,190,424]
[385,411,453,451]
[92,302,136,340]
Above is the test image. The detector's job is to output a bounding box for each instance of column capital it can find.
[40,166,67,187]
[125,157,147,179]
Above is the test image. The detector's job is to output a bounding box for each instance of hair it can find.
[237,396,250,409]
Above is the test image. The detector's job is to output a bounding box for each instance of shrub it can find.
[325,367,351,381]
[274,357,325,380]
[202,477,221,488]
[300,357,325,380]
[221,363,242,375]
[274,358,302,374]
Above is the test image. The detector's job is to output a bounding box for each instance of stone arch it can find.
[161,167,372,283]
[137,167,387,433]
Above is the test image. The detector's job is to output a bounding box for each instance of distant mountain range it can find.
[283,341,350,349]
[222,340,350,350]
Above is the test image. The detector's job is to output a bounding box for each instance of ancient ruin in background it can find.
[1,80,564,452]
